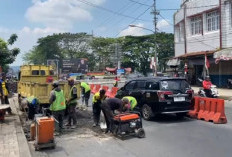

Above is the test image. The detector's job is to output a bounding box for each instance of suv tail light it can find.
[158,91,173,101]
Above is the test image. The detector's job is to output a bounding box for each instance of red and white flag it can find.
[150,57,156,69]
[205,54,210,69]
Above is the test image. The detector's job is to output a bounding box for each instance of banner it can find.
[62,58,88,74]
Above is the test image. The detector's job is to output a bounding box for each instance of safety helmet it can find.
[122,98,129,104]
[52,80,59,87]
[205,76,210,79]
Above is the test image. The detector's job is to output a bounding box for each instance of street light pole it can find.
[129,23,158,76]
[152,0,159,76]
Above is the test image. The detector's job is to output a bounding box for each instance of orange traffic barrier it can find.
[92,84,101,94]
[102,85,109,92]
[212,99,227,124]
[198,98,211,120]
[90,84,95,91]
[106,87,118,98]
[189,97,227,124]
[188,96,200,118]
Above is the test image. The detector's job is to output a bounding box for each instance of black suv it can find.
[116,77,194,120]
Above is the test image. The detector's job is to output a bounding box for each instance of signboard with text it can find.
[62,59,88,74]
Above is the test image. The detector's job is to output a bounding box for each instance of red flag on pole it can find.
[205,54,210,69]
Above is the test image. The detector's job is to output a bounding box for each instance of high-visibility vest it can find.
[123,96,137,110]
[1,81,8,96]
[50,90,66,111]
[81,82,90,93]
[68,86,77,105]
[93,92,106,104]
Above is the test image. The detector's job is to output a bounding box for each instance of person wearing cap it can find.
[92,89,106,127]
[203,76,213,97]
[81,82,91,109]
[0,74,12,115]
[122,96,137,111]
[66,78,78,129]
[49,80,66,133]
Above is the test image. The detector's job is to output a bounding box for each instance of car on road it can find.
[115,77,194,120]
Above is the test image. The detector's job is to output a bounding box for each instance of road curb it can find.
[11,98,32,157]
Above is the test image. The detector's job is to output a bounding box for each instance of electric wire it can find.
[115,6,152,37]
[75,0,150,22]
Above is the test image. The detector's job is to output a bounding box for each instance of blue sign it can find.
[117,69,125,75]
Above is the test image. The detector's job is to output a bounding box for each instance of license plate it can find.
[174,97,185,102]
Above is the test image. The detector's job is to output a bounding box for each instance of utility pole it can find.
[152,0,159,76]
[115,43,121,69]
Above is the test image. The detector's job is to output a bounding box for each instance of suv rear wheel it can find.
[142,104,153,121]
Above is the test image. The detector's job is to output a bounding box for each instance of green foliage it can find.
[24,32,174,74]
[90,37,116,71]
[0,34,20,71]
[121,33,174,75]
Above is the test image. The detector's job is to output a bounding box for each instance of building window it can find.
[207,10,219,32]
[190,16,202,35]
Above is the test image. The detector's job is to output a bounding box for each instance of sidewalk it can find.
[191,86,232,100]
[0,96,31,157]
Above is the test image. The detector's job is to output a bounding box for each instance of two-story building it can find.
[174,0,232,87]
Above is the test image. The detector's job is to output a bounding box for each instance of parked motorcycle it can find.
[197,78,219,98]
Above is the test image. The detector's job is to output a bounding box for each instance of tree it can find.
[121,35,154,75]
[24,33,94,69]
[121,33,174,75]
[90,37,116,71]
[0,34,20,72]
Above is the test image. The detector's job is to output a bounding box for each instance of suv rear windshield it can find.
[160,80,190,92]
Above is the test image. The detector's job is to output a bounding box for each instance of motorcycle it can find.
[197,78,219,98]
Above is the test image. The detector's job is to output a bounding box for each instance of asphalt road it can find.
[29,89,232,157]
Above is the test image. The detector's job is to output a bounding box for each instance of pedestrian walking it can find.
[81,82,91,109]
[92,89,106,127]
[66,78,78,129]
[0,74,12,115]
[101,98,126,133]
[49,81,66,134]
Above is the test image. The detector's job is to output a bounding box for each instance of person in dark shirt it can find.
[101,98,125,133]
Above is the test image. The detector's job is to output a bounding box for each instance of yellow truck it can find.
[18,65,80,108]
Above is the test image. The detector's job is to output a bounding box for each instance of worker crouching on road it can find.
[92,89,106,127]
[66,78,78,129]
[101,98,127,133]
[22,97,39,120]
[122,96,138,112]
[81,82,91,110]
[49,81,66,134]
[0,74,12,115]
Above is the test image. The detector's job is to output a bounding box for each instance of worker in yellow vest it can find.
[0,74,12,115]
[66,78,78,129]
[122,96,138,111]
[81,82,91,109]
[92,89,106,127]
[49,81,66,133]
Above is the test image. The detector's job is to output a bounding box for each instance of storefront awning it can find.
[214,48,232,64]
[176,51,215,58]
[167,58,180,66]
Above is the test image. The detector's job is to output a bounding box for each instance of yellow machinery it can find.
[18,65,80,107]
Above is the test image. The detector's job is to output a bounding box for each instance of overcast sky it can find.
[0,0,181,66]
